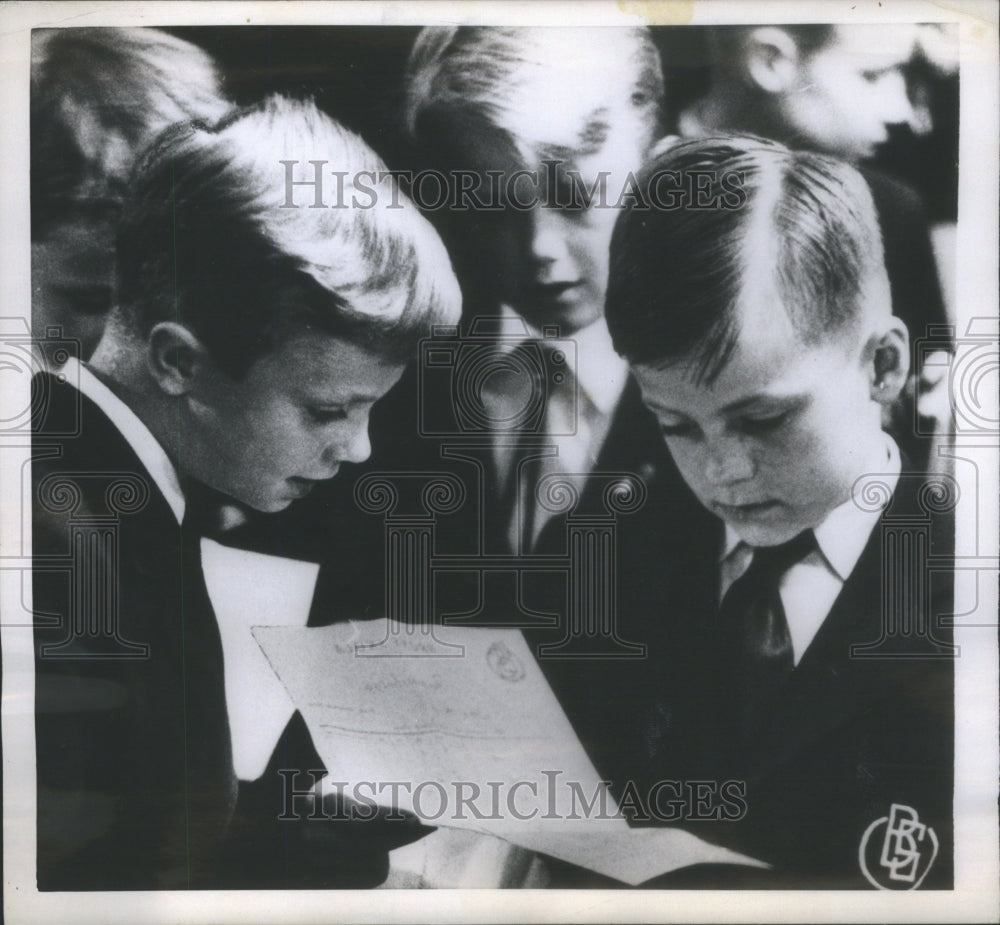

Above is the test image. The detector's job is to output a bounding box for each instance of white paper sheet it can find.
[201,540,319,781]
[253,618,768,885]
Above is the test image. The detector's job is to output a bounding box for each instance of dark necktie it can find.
[717,530,817,742]
[498,339,558,553]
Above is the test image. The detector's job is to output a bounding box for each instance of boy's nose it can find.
[343,424,372,465]
[322,422,371,469]
[529,210,572,272]
[703,438,755,486]
[879,70,916,128]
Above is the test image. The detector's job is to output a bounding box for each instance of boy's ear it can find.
[865,316,911,406]
[146,322,212,397]
[744,27,800,94]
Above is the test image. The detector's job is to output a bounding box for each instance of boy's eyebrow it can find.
[718,392,806,414]
[577,115,610,153]
[643,391,805,419]
[298,388,384,406]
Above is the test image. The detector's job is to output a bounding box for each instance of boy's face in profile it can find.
[484,112,653,335]
[634,292,887,547]
[779,25,916,161]
[32,210,117,360]
[181,331,404,512]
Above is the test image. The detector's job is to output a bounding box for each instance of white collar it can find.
[497,305,629,415]
[721,435,902,581]
[65,357,186,524]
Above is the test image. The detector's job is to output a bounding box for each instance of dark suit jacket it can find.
[624,463,955,890]
[31,373,421,890]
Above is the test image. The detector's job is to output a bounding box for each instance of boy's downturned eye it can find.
[306,406,348,424]
[860,67,893,84]
[739,411,791,435]
[660,420,699,439]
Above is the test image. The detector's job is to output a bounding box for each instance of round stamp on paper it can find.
[486,640,525,682]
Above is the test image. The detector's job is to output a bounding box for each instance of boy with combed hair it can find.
[604,136,953,888]
[32,95,460,890]
[396,24,673,581]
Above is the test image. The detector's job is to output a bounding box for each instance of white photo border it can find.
[2,2,997,923]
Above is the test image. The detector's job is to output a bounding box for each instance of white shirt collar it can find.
[65,357,186,523]
[720,434,902,581]
[497,305,629,415]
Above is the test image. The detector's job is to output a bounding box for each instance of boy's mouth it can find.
[713,499,781,521]
[527,280,582,301]
[286,475,330,498]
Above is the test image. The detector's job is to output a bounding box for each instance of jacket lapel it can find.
[742,533,890,783]
[532,375,669,552]
[742,467,949,783]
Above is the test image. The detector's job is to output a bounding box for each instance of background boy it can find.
[392,24,688,781]
[31,28,230,362]
[604,136,954,888]
[268,25,681,750]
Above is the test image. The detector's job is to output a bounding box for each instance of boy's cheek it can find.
[665,442,712,498]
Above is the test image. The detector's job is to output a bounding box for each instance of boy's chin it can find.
[725,518,810,549]
[514,295,602,335]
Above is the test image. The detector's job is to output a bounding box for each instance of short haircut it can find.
[31,27,229,238]
[605,136,887,383]
[403,26,663,159]
[115,95,462,375]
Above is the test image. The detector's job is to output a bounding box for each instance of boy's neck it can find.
[813,428,900,535]
[87,343,190,484]
[681,88,784,146]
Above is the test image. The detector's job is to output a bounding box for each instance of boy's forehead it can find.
[709,301,807,390]
[732,288,865,367]
[257,330,394,399]
[824,24,918,67]
[657,295,860,406]
[510,109,652,186]
[500,66,647,153]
